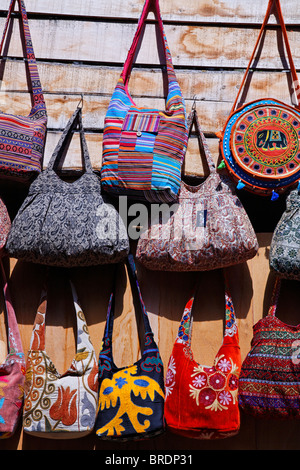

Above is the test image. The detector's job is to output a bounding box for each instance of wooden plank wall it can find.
[0,0,300,451]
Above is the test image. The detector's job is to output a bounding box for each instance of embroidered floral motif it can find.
[165,356,176,398]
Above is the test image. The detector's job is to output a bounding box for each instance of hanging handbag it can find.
[164,274,241,439]
[95,254,165,440]
[23,278,98,438]
[218,0,300,199]
[136,108,259,271]
[0,199,10,257]
[0,0,47,182]
[5,105,129,267]
[0,261,26,439]
[269,188,300,280]
[100,0,188,203]
[238,276,300,419]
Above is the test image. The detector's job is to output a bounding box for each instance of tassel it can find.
[271,190,279,201]
[217,160,226,170]
[236,180,245,190]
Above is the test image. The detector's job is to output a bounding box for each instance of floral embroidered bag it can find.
[95,254,165,440]
[0,0,47,182]
[100,0,188,203]
[164,275,241,439]
[269,188,300,280]
[136,108,258,271]
[0,261,26,439]
[23,279,98,438]
[238,276,300,419]
[218,0,300,199]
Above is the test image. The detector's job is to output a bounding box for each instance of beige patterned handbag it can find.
[23,278,98,438]
[136,109,259,271]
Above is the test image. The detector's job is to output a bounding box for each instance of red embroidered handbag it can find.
[218,0,300,199]
[164,275,241,439]
[238,276,300,419]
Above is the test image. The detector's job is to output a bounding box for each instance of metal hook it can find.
[77,94,84,109]
[192,95,197,111]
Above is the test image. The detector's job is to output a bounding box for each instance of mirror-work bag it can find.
[164,275,241,439]
[23,279,98,438]
[136,109,258,271]
[100,0,188,203]
[0,0,47,182]
[5,106,129,267]
[218,0,300,199]
[269,189,300,280]
[0,262,25,439]
[238,276,300,419]
[95,255,165,440]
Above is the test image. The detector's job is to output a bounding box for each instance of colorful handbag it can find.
[0,199,11,256]
[0,0,47,182]
[5,105,129,267]
[23,278,98,438]
[164,274,241,439]
[238,276,300,419]
[218,0,300,199]
[136,108,258,271]
[95,254,165,440]
[100,0,188,203]
[0,261,26,439]
[269,188,300,280]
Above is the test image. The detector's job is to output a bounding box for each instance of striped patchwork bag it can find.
[100,0,188,203]
[0,0,47,182]
[0,261,26,439]
[238,276,300,419]
[23,279,98,438]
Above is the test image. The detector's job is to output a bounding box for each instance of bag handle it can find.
[121,0,177,87]
[104,254,153,346]
[230,0,300,113]
[267,275,281,317]
[0,0,46,112]
[183,106,216,176]
[0,260,24,358]
[47,104,93,173]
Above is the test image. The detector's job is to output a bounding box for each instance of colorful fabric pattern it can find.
[23,281,98,438]
[95,255,165,440]
[0,264,26,439]
[0,0,47,182]
[101,0,187,203]
[238,276,300,419]
[269,188,300,280]
[164,277,241,440]
[136,109,258,271]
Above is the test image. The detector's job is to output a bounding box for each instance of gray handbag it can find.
[269,189,300,280]
[5,106,129,267]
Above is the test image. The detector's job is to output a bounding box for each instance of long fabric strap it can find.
[0,260,23,356]
[267,275,281,317]
[0,0,46,110]
[231,0,300,112]
[105,254,153,343]
[122,0,176,86]
[47,105,93,172]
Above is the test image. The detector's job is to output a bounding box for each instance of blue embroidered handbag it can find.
[95,254,165,440]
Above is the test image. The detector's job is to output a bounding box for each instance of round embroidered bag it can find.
[219,0,300,199]
[164,274,241,440]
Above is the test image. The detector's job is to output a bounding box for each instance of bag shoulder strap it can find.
[47,104,93,173]
[231,0,300,113]
[0,260,24,359]
[267,276,281,317]
[0,0,46,112]
[122,0,177,87]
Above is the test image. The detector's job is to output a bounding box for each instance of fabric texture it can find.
[164,275,241,439]
[5,106,129,267]
[100,0,188,203]
[218,0,300,197]
[95,255,165,440]
[136,109,258,271]
[23,279,98,438]
[269,189,300,280]
[0,262,26,439]
[238,276,300,419]
[0,0,47,182]
[0,199,11,256]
